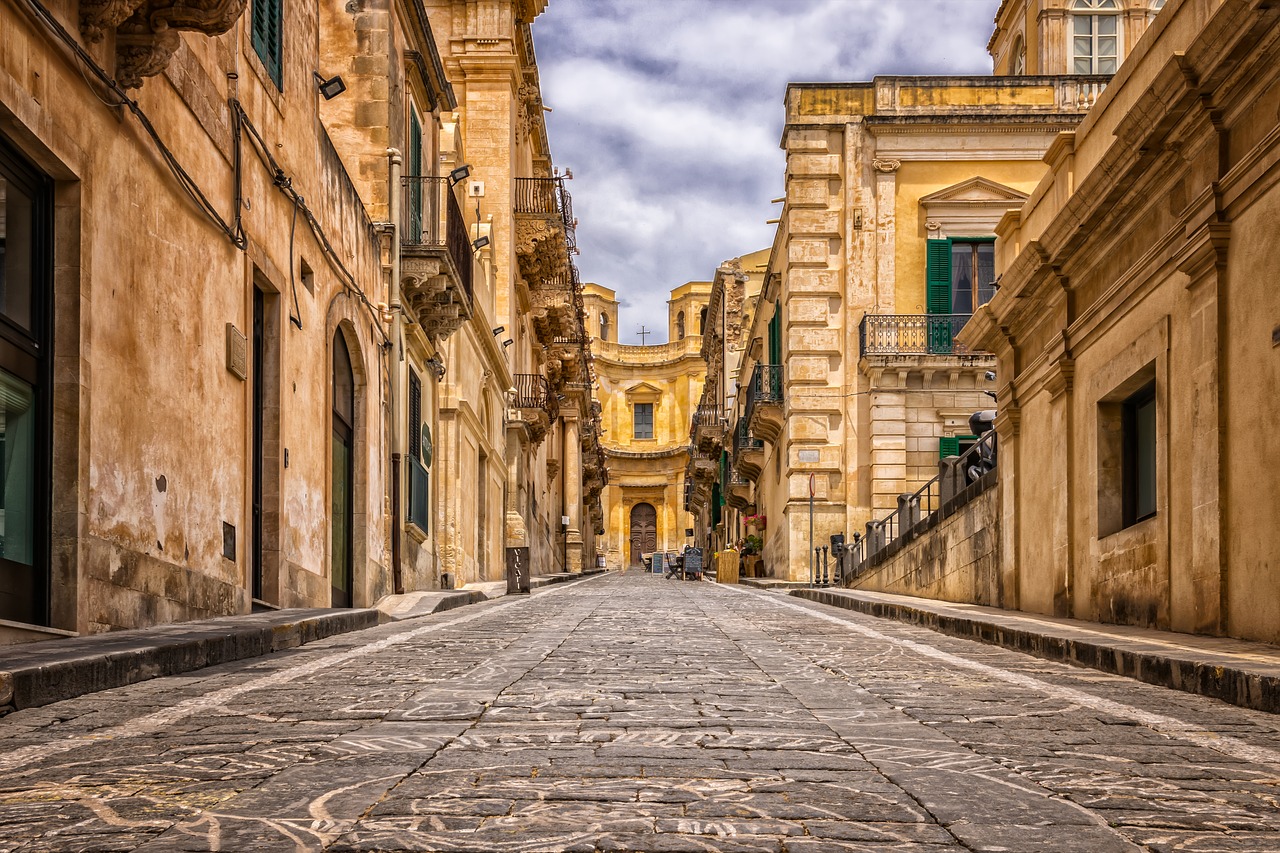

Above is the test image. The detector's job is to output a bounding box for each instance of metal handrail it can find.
[859,314,984,356]
[846,430,997,574]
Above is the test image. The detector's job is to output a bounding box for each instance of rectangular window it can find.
[1122,381,1156,526]
[251,0,283,89]
[1073,12,1119,74]
[1097,365,1157,537]
[949,241,996,315]
[633,403,653,440]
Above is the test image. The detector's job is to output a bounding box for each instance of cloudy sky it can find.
[532,0,1002,343]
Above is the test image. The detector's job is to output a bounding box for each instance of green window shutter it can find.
[926,239,952,314]
[767,303,782,366]
[409,112,423,176]
[939,436,960,459]
[252,0,283,89]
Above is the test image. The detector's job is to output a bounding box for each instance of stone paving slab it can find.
[0,571,604,716]
[2,574,1280,851]
[792,586,1280,713]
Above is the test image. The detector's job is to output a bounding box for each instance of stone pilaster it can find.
[561,409,583,573]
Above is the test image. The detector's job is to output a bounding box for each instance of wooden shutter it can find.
[767,304,782,366]
[408,371,422,461]
[251,0,282,88]
[939,436,960,459]
[926,239,952,314]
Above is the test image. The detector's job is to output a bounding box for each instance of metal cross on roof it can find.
[636,326,651,346]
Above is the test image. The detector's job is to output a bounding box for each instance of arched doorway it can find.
[629,502,656,565]
[331,331,355,607]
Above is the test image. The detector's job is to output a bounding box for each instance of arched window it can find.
[599,312,610,342]
[1010,34,1026,75]
[699,307,707,335]
[676,311,685,340]
[1072,0,1120,74]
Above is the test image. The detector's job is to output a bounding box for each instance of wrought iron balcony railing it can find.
[511,373,550,410]
[859,314,983,357]
[514,176,577,252]
[401,175,473,301]
[732,418,763,456]
[744,364,784,423]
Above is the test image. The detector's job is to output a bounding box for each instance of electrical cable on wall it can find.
[18,0,244,249]
[231,99,389,346]
[20,0,390,350]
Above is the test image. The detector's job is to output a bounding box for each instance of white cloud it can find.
[535,0,1001,342]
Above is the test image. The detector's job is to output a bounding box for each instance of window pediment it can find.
[921,177,1029,239]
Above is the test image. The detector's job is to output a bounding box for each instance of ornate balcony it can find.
[401,176,473,342]
[514,177,573,286]
[732,418,765,482]
[745,364,784,446]
[529,272,579,346]
[859,314,985,357]
[725,468,751,510]
[691,404,726,455]
[510,373,555,445]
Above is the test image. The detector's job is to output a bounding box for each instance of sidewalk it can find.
[788,586,1280,713]
[0,570,604,716]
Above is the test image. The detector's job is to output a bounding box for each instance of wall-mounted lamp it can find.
[313,72,347,100]
[425,354,446,380]
[501,339,514,349]
[472,236,490,251]
[492,326,505,336]
[448,164,472,186]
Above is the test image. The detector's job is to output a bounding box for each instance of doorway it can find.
[331,331,355,607]
[629,502,656,566]
[0,139,51,626]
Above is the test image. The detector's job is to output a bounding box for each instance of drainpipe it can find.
[388,148,405,595]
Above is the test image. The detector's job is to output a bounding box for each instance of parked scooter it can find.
[967,371,998,483]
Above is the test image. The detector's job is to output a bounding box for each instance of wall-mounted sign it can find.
[420,423,433,468]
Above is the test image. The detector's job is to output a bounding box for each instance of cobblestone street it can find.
[2,573,1279,852]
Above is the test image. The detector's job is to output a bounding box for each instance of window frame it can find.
[250,0,283,89]
[633,402,654,440]
[1122,381,1157,527]
[1071,0,1120,75]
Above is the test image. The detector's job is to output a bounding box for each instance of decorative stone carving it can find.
[95,0,248,89]
[400,253,470,342]
[514,217,570,284]
[81,0,147,42]
[872,158,902,173]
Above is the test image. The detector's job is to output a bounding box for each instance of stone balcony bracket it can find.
[401,252,470,342]
[81,0,248,88]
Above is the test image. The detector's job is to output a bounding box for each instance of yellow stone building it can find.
[589,282,707,570]
[0,0,601,644]
[694,2,1168,583]
[965,0,1280,643]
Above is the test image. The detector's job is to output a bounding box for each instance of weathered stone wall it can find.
[851,485,1002,606]
[966,0,1280,643]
